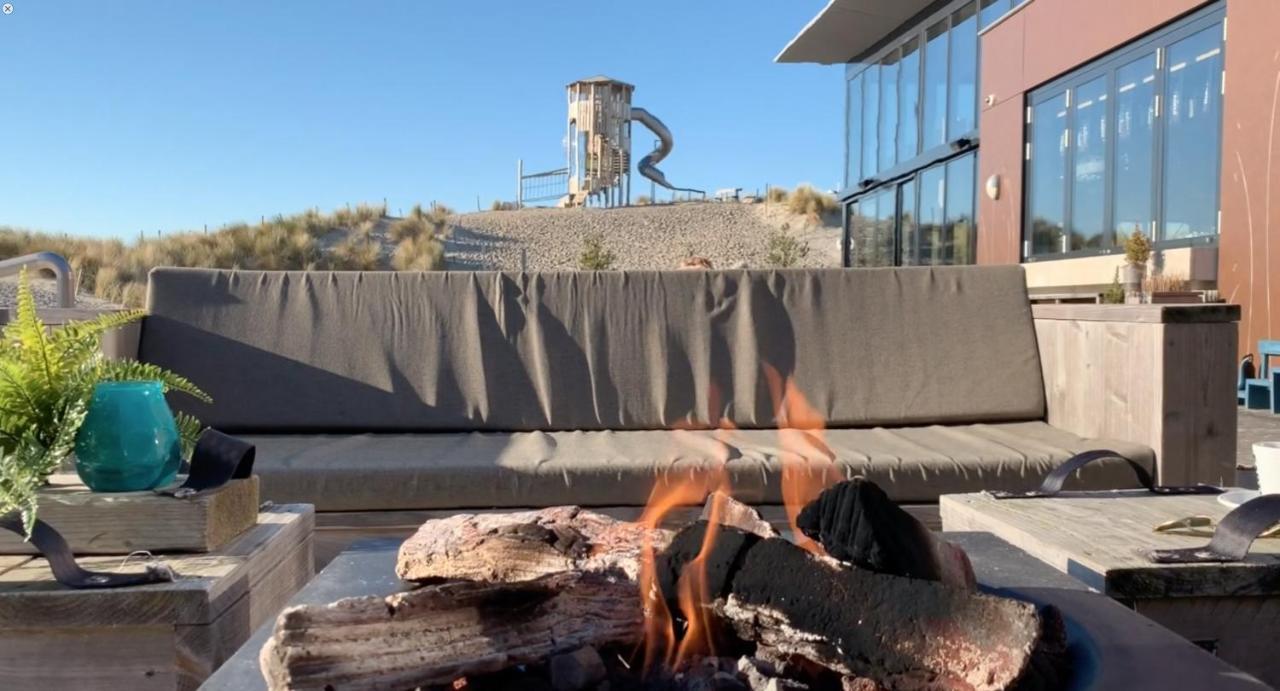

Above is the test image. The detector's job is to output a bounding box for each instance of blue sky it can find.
[0,1,839,238]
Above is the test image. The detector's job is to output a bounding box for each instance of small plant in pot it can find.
[1122,226,1152,300]
[0,271,208,535]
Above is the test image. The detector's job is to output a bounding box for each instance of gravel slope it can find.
[0,277,119,309]
[443,202,841,271]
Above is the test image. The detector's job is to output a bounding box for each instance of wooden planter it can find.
[0,473,260,556]
[1149,290,1204,304]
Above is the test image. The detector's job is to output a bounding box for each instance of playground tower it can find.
[562,76,700,207]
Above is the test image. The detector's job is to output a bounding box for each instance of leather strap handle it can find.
[156,428,255,498]
[988,449,1222,499]
[1149,493,1280,563]
[0,512,173,588]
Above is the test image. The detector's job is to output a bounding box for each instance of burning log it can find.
[796,478,976,589]
[657,522,1065,691]
[396,505,669,583]
[260,571,641,691]
[264,508,664,691]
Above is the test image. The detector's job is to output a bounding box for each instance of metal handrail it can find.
[0,252,75,308]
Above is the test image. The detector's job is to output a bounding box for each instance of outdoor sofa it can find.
[118,266,1237,522]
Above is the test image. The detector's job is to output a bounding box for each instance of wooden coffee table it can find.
[941,490,1280,686]
[0,504,315,691]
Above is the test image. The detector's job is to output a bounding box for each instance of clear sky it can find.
[0,1,839,239]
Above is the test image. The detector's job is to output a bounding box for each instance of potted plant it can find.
[1122,226,1152,301]
[0,271,208,535]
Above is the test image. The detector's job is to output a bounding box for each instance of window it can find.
[851,189,896,267]
[1113,53,1157,241]
[862,65,880,178]
[880,51,900,171]
[948,2,978,139]
[1163,24,1224,240]
[850,151,976,268]
[898,37,921,162]
[922,20,949,151]
[846,73,863,188]
[840,0,983,266]
[1023,3,1224,259]
[918,164,947,264]
[979,0,1012,29]
[1070,75,1108,249]
[900,179,919,264]
[1028,93,1068,255]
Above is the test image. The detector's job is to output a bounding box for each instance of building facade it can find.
[780,0,1280,353]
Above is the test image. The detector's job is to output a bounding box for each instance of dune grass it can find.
[0,203,448,307]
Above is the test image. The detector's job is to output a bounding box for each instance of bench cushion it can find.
[141,267,1046,433]
[243,422,1154,511]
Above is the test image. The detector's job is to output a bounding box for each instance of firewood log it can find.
[657,522,1065,691]
[264,508,663,691]
[396,505,669,583]
[260,571,641,691]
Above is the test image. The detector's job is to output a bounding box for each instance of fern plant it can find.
[0,270,209,535]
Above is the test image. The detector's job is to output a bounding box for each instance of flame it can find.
[636,464,729,672]
[762,363,837,554]
[636,368,835,672]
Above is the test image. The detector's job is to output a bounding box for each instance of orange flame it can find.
[636,369,835,672]
[636,465,730,672]
[762,363,837,554]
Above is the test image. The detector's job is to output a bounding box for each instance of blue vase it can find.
[74,381,182,492]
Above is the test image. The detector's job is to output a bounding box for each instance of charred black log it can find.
[657,522,1064,691]
[796,478,975,588]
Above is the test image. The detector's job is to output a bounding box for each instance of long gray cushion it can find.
[141,267,1046,432]
[242,422,1152,511]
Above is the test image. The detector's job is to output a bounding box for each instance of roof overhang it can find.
[776,0,937,65]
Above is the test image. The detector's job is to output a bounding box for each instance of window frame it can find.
[1022,2,1225,262]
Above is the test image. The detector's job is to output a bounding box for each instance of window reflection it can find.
[948,2,978,139]
[880,51,900,171]
[901,179,918,265]
[923,21,948,151]
[979,0,1010,29]
[1113,54,1157,243]
[898,37,921,162]
[862,65,880,178]
[918,165,947,264]
[1163,25,1223,240]
[1029,93,1069,255]
[1070,76,1108,249]
[844,74,865,189]
[945,154,977,264]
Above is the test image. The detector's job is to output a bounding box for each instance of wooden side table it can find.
[0,504,315,691]
[941,491,1280,687]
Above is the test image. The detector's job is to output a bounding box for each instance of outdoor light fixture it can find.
[985,174,1001,201]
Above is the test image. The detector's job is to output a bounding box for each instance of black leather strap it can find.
[1149,493,1280,563]
[0,511,173,588]
[157,429,255,497]
[988,449,1222,499]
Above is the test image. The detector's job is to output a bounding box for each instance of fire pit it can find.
[260,479,1076,691]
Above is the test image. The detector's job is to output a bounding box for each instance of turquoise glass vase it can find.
[74,381,182,492]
